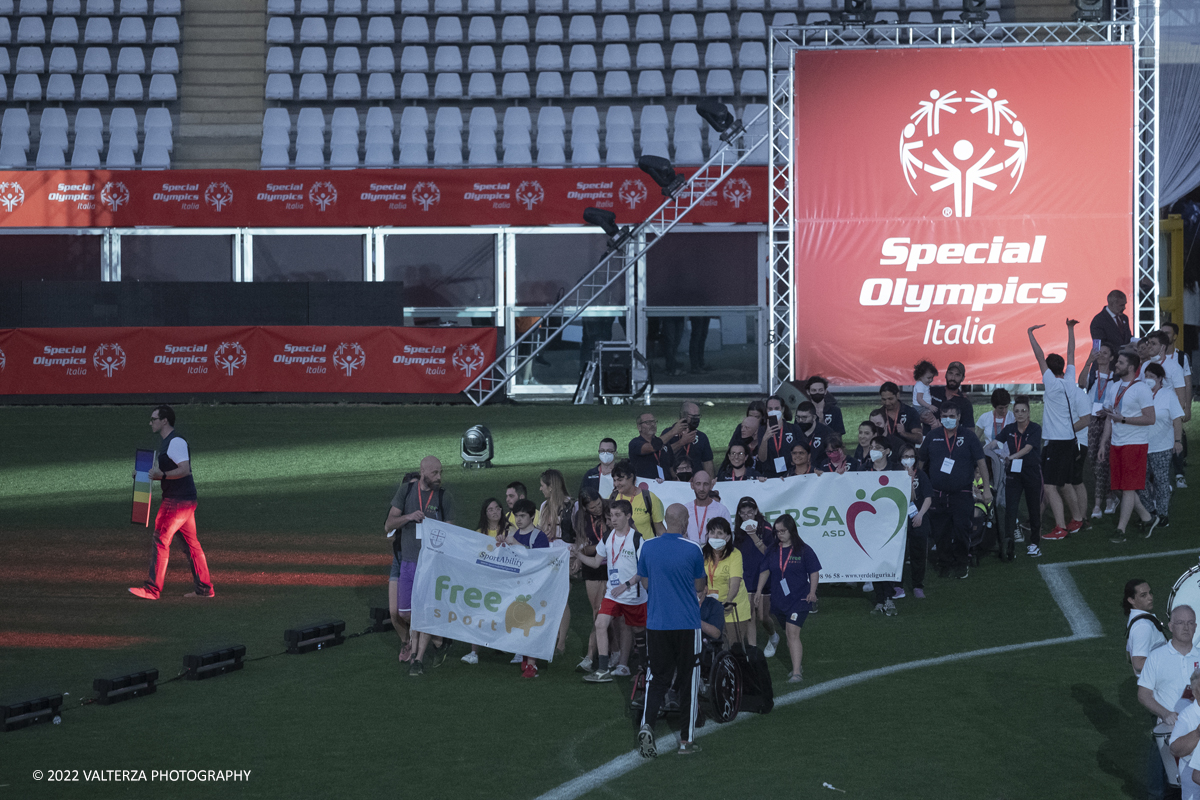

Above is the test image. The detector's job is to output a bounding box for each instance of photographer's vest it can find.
[159,430,197,501]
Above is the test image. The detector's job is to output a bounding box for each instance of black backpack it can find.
[726,605,773,714]
[387,473,445,535]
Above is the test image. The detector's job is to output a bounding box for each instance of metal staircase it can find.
[462,103,772,407]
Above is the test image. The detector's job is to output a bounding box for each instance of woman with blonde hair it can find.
[539,469,574,654]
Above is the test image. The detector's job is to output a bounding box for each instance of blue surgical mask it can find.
[941,417,958,430]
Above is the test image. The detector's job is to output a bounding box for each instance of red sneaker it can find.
[1043,527,1069,540]
[1066,519,1084,534]
[521,662,539,679]
[128,587,158,600]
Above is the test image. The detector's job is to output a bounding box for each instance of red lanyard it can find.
[693,502,710,538]
[1012,426,1028,454]
[778,545,794,575]
[730,468,743,481]
[771,424,783,453]
[992,415,1003,438]
[942,429,957,457]
[609,530,630,570]
[1114,382,1132,412]
[1096,375,1109,400]
[886,408,899,436]
[707,556,718,587]
[416,485,434,513]
[587,514,603,545]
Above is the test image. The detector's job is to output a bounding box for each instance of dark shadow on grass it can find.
[1072,680,1147,799]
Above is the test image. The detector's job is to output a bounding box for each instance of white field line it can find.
[534,548,1199,800]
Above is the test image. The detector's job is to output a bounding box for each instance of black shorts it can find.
[1070,440,1087,485]
[580,563,608,582]
[1042,440,1079,487]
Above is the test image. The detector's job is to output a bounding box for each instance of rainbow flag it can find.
[132,449,154,526]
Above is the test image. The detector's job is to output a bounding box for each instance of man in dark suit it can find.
[1090,289,1133,354]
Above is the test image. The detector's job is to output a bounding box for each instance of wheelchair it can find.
[626,633,742,724]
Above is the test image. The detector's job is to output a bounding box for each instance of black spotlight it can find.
[583,207,633,250]
[963,0,988,21]
[1073,0,1102,20]
[284,621,346,654]
[697,99,744,144]
[93,669,159,705]
[183,645,245,681]
[843,0,870,22]
[638,155,686,198]
[2,694,63,732]
[461,424,494,468]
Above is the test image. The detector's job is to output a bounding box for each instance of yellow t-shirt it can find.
[706,549,750,624]
[616,490,664,539]
[478,526,501,539]
[505,509,541,529]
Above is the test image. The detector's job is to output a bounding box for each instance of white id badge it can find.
[609,569,620,587]
[415,521,424,540]
[907,502,918,519]
[656,465,664,480]
[774,457,787,474]
[940,457,955,474]
[1010,458,1023,473]
[1092,402,1104,415]
[780,578,791,596]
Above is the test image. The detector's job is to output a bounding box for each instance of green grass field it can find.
[0,400,1196,799]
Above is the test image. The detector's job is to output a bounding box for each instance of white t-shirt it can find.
[1041,366,1078,441]
[1089,372,1115,413]
[1142,356,1187,392]
[595,529,646,605]
[1138,641,1200,720]
[976,409,1015,446]
[684,499,731,545]
[1128,613,1167,676]
[1106,380,1156,447]
[1149,386,1186,454]
[598,471,614,500]
[166,437,189,463]
[1071,383,1091,448]
[913,382,933,409]
[1171,700,1200,772]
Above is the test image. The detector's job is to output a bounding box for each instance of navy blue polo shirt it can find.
[918,427,985,493]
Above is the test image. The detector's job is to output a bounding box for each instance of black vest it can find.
[159,429,197,500]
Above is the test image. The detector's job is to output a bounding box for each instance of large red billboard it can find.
[0,166,766,228]
[0,326,496,395]
[792,46,1134,385]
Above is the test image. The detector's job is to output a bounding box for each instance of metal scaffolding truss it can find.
[463,105,771,406]
[768,11,1158,391]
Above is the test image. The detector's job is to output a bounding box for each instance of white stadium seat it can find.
[367,17,396,42]
[152,17,180,43]
[115,73,143,99]
[46,74,76,100]
[299,47,327,72]
[334,18,362,44]
[265,73,294,99]
[117,46,146,73]
[333,46,361,72]
[81,72,110,99]
[367,46,395,71]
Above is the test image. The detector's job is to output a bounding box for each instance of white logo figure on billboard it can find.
[413,182,441,211]
[204,182,234,212]
[900,88,1029,218]
[452,344,486,378]
[515,181,544,210]
[722,178,752,209]
[332,343,366,377]
[0,182,25,212]
[309,181,337,211]
[93,343,126,377]
[213,341,247,376]
[100,182,131,212]
[618,180,648,210]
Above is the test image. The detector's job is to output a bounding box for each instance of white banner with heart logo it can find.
[636,472,912,582]
[410,521,571,660]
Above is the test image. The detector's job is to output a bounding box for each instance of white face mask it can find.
[941,417,958,430]
[869,449,884,462]
[598,451,615,464]
[901,457,916,469]
[708,537,727,550]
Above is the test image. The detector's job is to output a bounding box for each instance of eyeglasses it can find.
[639,418,656,425]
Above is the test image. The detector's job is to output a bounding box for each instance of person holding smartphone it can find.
[757,396,802,478]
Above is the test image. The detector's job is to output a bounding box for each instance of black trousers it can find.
[905,519,929,589]
[929,491,973,569]
[642,628,701,742]
[1005,470,1043,547]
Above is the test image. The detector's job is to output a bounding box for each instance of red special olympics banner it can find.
[792,46,1134,385]
[0,326,496,395]
[0,166,766,228]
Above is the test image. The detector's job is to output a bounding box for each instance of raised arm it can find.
[1028,324,1049,375]
[1066,318,1079,368]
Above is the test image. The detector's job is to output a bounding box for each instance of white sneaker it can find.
[871,602,885,614]
[1105,497,1118,514]
[893,587,906,599]
[461,651,479,665]
[1090,507,1103,519]
[1178,475,1188,489]
[863,582,874,592]
[611,664,631,677]
[510,654,523,664]
[1027,544,1042,558]
[576,656,593,672]
[883,599,898,617]
[763,632,779,659]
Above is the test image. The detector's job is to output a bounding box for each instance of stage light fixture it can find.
[842,0,870,22]
[369,606,395,633]
[638,155,687,198]
[284,621,346,654]
[1073,0,1102,20]
[697,99,745,144]
[962,0,988,21]
[582,207,633,250]
[183,645,246,680]
[93,669,159,705]
[461,424,494,468]
[3,694,63,732]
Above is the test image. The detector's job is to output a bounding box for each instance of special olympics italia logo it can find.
[93,343,126,377]
[309,181,337,211]
[413,182,441,211]
[205,182,234,212]
[0,181,25,212]
[452,344,486,378]
[618,180,647,210]
[332,342,366,377]
[515,181,544,211]
[213,341,247,376]
[722,178,752,208]
[899,89,1029,218]
[99,182,130,212]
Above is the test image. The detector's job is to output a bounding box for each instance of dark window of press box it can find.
[121,235,233,282]
[252,235,364,281]
[0,235,103,281]
[514,234,622,306]
[383,234,496,307]
[646,232,758,306]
